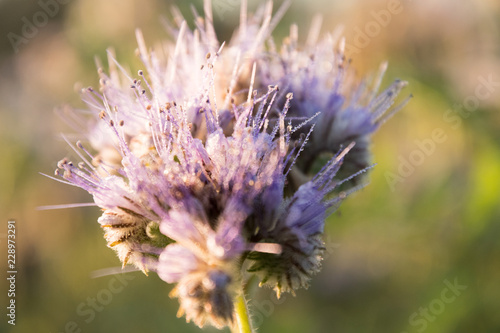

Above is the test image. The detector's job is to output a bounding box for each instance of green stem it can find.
[233,292,253,333]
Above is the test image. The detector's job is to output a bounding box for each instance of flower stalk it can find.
[233,292,253,333]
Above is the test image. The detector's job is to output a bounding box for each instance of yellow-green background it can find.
[1,0,499,332]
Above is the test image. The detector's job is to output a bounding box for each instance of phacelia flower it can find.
[155,0,410,186]
[49,0,408,330]
[252,18,412,185]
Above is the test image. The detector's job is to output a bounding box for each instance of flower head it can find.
[252,18,412,185]
[50,0,408,329]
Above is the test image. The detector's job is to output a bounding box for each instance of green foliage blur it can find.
[1,0,499,332]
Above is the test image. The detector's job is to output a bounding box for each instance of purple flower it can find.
[50,0,408,329]
[254,24,411,182]
[247,145,358,297]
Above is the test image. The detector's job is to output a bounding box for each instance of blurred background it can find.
[1,0,499,332]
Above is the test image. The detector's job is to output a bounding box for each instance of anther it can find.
[57,158,68,168]
[92,156,102,165]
